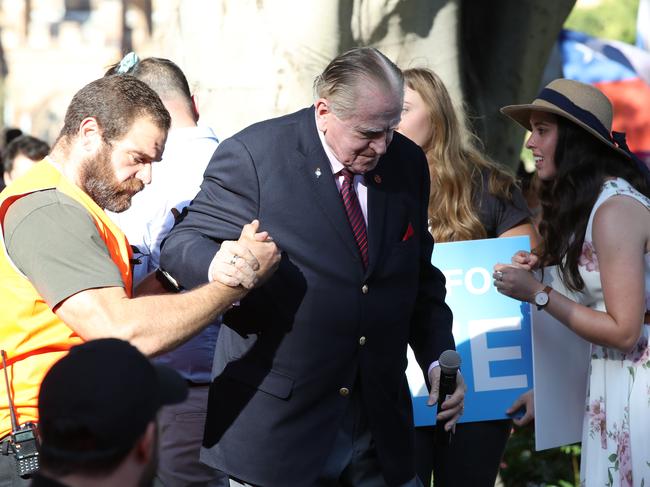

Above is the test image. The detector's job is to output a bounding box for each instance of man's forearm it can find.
[126,280,246,356]
[56,280,247,357]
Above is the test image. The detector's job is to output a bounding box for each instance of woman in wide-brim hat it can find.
[494,78,650,487]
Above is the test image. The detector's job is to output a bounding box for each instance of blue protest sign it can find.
[406,236,533,426]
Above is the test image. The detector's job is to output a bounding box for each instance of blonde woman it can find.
[397,67,538,486]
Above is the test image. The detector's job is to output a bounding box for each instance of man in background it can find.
[0,75,279,485]
[106,54,226,486]
[1,135,50,190]
[31,338,188,487]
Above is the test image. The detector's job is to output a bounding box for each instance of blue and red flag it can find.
[559,29,650,164]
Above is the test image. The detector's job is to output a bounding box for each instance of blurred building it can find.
[0,0,323,142]
[1,0,571,162]
[0,0,152,144]
[0,0,468,143]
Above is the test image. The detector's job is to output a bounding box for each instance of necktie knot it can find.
[340,168,354,183]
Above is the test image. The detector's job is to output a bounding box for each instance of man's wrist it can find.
[428,360,440,376]
[208,258,218,283]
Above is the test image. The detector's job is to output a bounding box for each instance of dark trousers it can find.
[154,385,228,487]
[227,383,422,487]
[415,419,511,487]
[318,383,421,486]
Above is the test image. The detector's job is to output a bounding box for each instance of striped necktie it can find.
[340,169,368,269]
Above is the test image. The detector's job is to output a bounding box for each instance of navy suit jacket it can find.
[160,107,454,486]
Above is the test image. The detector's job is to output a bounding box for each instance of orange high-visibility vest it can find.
[0,159,133,438]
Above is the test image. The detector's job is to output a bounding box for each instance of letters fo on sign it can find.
[406,236,533,426]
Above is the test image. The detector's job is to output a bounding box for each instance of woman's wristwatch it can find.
[533,285,553,310]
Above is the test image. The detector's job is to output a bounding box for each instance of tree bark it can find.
[460,0,576,171]
[145,0,575,163]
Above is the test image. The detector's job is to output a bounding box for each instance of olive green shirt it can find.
[3,189,124,307]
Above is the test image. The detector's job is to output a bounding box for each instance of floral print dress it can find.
[579,178,650,487]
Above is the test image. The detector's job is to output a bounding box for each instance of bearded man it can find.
[0,75,280,486]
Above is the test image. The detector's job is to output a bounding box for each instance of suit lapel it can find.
[365,163,388,276]
[291,109,365,265]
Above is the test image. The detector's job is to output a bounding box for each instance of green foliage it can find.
[564,0,640,44]
[500,426,581,486]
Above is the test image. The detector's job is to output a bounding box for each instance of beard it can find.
[79,143,144,213]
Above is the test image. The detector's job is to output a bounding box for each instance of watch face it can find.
[535,291,549,307]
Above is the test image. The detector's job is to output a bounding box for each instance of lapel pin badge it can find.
[315,167,322,178]
[374,174,382,184]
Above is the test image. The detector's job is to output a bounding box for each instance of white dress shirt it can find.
[316,120,368,226]
[108,124,220,382]
[108,125,219,285]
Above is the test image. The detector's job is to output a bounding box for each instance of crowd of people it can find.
[0,46,648,487]
[0,131,50,192]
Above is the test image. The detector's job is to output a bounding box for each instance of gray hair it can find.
[313,47,403,119]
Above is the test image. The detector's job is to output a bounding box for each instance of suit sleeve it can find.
[408,152,455,378]
[159,137,260,290]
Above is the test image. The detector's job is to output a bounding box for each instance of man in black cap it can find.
[30,338,188,487]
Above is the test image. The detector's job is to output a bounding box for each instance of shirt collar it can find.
[165,125,219,144]
[315,112,346,176]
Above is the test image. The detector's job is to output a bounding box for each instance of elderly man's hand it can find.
[210,240,260,289]
[237,220,281,286]
[209,220,280,289]
[427,367,466,432]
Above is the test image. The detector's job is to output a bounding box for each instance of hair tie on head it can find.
[116,52,139,74]
[612,131,650,185]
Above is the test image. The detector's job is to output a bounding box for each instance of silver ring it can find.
[495,271,503,281]
[229,255,239,266]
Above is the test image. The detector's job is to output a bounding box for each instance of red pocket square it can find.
[402,223,414,241]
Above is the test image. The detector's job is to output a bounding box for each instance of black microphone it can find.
[435,349,461,447]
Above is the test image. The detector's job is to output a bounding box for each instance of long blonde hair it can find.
[403,68,515,242]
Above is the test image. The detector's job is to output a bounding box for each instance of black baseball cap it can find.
[38,338,188,460]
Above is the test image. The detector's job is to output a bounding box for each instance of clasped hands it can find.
[210,220,280,289]
[493,250,545,303]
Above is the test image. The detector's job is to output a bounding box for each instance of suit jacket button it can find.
[359,336,366,346]
[339,387,350,397]
[361,284,369,294]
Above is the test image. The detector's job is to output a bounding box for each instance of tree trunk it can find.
[460,0,576,171]
[145,0,575,162]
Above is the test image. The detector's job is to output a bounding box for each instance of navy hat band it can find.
[538,87,650,184]
[537,88,612,142]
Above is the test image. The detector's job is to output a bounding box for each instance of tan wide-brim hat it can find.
[500,78,629,159]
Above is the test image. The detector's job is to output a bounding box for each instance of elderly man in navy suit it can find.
[160,47,464,487]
